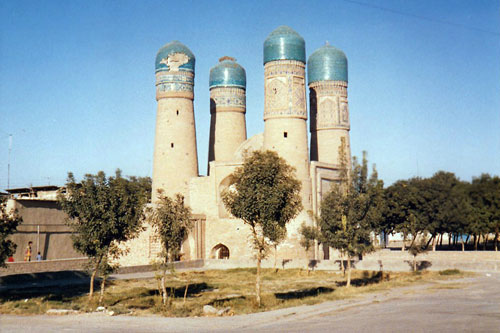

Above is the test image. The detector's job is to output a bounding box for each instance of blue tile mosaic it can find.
[209,57,246,89]
[263,26,305,64]
[307,44,348,84]
[155,41,195,73]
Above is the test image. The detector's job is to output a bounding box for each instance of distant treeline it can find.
[381,172,500,251]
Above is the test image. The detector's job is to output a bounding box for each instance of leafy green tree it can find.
[0,196,22,267]
[319,148,384,287]
[469,174,500,250]
[445,180,474,251]
[383,179,419,251]
[299,219,321,274]
[420,172,464,250]
[407,230,430,272]
[222,150,302,306]
[58,170,150,300]
[149,192,192,305]
[384,173,470,252]
[299,221,320,255]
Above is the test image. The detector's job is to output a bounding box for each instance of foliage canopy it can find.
[0,197,22,267]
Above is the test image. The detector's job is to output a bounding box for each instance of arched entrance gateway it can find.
[210,244,230,259]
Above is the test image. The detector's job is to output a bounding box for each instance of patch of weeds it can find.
[126,296,156,310]
[439,269,461,276]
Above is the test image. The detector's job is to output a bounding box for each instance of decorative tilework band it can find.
[264,60,307,120]
[210,87,246,113]
[156,71,194,100]
[309,81,350,130]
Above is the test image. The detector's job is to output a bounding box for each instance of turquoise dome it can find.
[307,44,348,84]
[263,25,305,64]
[155,41,195,73]
[209,57,246,89]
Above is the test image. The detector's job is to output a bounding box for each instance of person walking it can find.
[24,241,33,261]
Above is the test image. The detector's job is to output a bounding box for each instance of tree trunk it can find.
[88,255,103,300]
[474,234,478,251]
[425,234,434,249]
[274,244,277,271]
[495,229,499,252]
[340,252,345,276]
[483,234,488,250]
[439,233,443,247]
[183,283,189,305]
[461,235,465,252]
[99,276,107,304]
[89,269,97,300]
[432,235,436,252]
[413,255,417,272]
[346,254,352,288]
[256,251,262,307]
[401,233,406,252]
[161,273,167,305]
[465,234,470,246]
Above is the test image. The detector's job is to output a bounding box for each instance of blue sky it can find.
[1,0,499,190]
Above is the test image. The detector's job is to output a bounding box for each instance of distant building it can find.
[5,186,81,261]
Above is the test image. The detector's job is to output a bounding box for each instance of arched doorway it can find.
[211,243,230,259]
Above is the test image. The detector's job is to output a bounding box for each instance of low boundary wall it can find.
[0,258,88,276]
[1,251,498,277]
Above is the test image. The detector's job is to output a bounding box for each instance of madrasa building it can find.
[119,25,351,266]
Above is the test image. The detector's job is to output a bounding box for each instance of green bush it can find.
[439,269,461,276]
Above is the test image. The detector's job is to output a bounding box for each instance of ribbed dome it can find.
[307,44,347,84]
[209,56,246,89]
[155,41,195,73]
[263,25,305,64]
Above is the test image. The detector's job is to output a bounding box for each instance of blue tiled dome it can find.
[307,44,348,84]
[155,41,195,73]
[263,26,305,64]
[209,57,246,89]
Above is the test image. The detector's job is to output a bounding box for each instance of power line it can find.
[340,0,500,36]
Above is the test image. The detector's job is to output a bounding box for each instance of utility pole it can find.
[8,134,12,189]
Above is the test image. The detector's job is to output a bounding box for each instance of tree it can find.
[299,219,321,274]
[221,150,302,306]
[419,172,464,251]
[149,192,192,305]
[0,196,22,267]
[319,147,384,287]
[407,229,430,272]
[469,174,500,251]
[58,170,150,300]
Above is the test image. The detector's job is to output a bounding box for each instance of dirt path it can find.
[1,272,499,332]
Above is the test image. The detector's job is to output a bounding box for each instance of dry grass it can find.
[0,268,468,317]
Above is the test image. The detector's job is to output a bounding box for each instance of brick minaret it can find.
[152,41,199,203]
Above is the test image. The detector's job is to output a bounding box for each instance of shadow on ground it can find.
[404,260,432,271]
[335,271,387,287]
[275,287,335,300]
[0,270,92,299]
